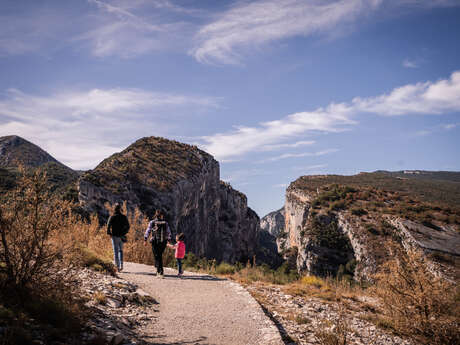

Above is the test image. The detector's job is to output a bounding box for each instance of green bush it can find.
[215,262,236,275]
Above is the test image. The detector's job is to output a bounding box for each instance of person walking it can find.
[107,203,130,272]
[167,233,186,277]
[144,210,171,278]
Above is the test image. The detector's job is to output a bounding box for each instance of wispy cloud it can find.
[443,123,459,130]
[201,70,460,160]
[191,0,383,65]
[190,0,460,65]
[0,0,198,59]
[77,0,193,58]
[261,140,315,151]
[293,164,328,171]
[402,58,419,68]
[0,88,219,169]
[259,149,339,163]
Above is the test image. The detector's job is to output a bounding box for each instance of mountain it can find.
[78,136,260,264]
[260,207,285,238]
[0,135,79,198]
[375,170,460,183]
[279,172,460,281]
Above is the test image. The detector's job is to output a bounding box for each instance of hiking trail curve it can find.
[119,262,284,345]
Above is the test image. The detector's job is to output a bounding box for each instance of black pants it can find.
[151,240,167,275]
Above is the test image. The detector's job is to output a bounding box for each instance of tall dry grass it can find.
[373,245,459,345]
[71,202,175,270]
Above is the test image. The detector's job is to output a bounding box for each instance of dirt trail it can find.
[120,262,284,345]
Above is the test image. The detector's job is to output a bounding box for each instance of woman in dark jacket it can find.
[107,203,130,272]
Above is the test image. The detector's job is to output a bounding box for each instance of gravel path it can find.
[119,262,283,345]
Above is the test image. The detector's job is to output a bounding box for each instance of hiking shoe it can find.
[118,267,123,272]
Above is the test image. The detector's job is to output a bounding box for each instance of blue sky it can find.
[1,0,459,216]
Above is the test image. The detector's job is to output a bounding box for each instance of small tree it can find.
[0,168,75,296]
[373,244,459,345]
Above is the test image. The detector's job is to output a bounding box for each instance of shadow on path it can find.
[166,274,225,281]
[143,334,210,345]
[258,303,295,345]
[122,271,225,281]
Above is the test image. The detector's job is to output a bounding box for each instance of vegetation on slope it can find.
[0,135,80,200]
[81,136,216,193]
[290,172,460,207]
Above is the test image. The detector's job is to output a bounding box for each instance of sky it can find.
[0,0,460,217]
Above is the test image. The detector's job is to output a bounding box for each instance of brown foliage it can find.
[0,168,77,295]
[373,245,459,345]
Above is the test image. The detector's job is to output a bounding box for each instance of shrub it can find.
[373,246,460,345]
[301,275,325,288]
[215,262,236,275]
[0,168,77,295]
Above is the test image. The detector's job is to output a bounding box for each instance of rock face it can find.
[260,207,285,237]
[78,136,259,263]
[281,176,460,281]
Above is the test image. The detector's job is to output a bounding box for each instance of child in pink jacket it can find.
[168,233,186,276]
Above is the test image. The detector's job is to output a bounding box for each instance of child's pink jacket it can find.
[175,241,185,259]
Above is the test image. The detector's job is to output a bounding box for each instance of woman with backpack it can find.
[144,210,171,278]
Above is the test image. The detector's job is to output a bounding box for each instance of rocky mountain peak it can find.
[0,135,63,168]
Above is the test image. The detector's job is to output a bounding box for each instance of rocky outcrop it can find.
[284,188,359,278]
[281,177,460,281]
[78,137,259,263]
[257,208,285,267]
[260,207,285,237]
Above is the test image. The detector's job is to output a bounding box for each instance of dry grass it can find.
[93,291,106,305]
[372,244,460,345]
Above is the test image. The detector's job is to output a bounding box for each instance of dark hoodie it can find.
[107,211,130,237]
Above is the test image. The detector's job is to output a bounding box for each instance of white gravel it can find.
[119,262,284,345]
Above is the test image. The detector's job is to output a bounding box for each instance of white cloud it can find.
[76,0,193,58]
[0,88,219,169]
[352,71,460,115]
[201,70,460,160]
[191,0,460,65]
[259,149,339,163]
[262,140,315,151]
[443,123,459,130]
[191,0,383,65]
[273,183,288,188]
[293,164,328,171]
[402,58,418,68]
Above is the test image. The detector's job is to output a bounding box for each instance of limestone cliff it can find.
[78,136,259,263]
[281,175,460,281]
[260,207,285,238]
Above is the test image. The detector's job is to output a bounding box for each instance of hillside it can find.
[281,173,460,282]
[82,136,211,195]
[291,171,460,207]
[0,135,79,198]
[78,136,260,264]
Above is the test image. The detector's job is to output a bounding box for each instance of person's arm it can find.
[144,221,153,241]
[166,223,172,241]
[107,216,113,235]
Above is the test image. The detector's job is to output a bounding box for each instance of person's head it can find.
[114,203,122,214]
[154,209,161,219]
[176,233,185,242]
[158,211,165,220]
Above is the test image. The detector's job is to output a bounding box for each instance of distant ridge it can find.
[373,170,460,183]
[0,135,63,168]
[0,135,79,197]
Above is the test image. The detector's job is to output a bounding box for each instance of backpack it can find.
[154,220,167,242]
